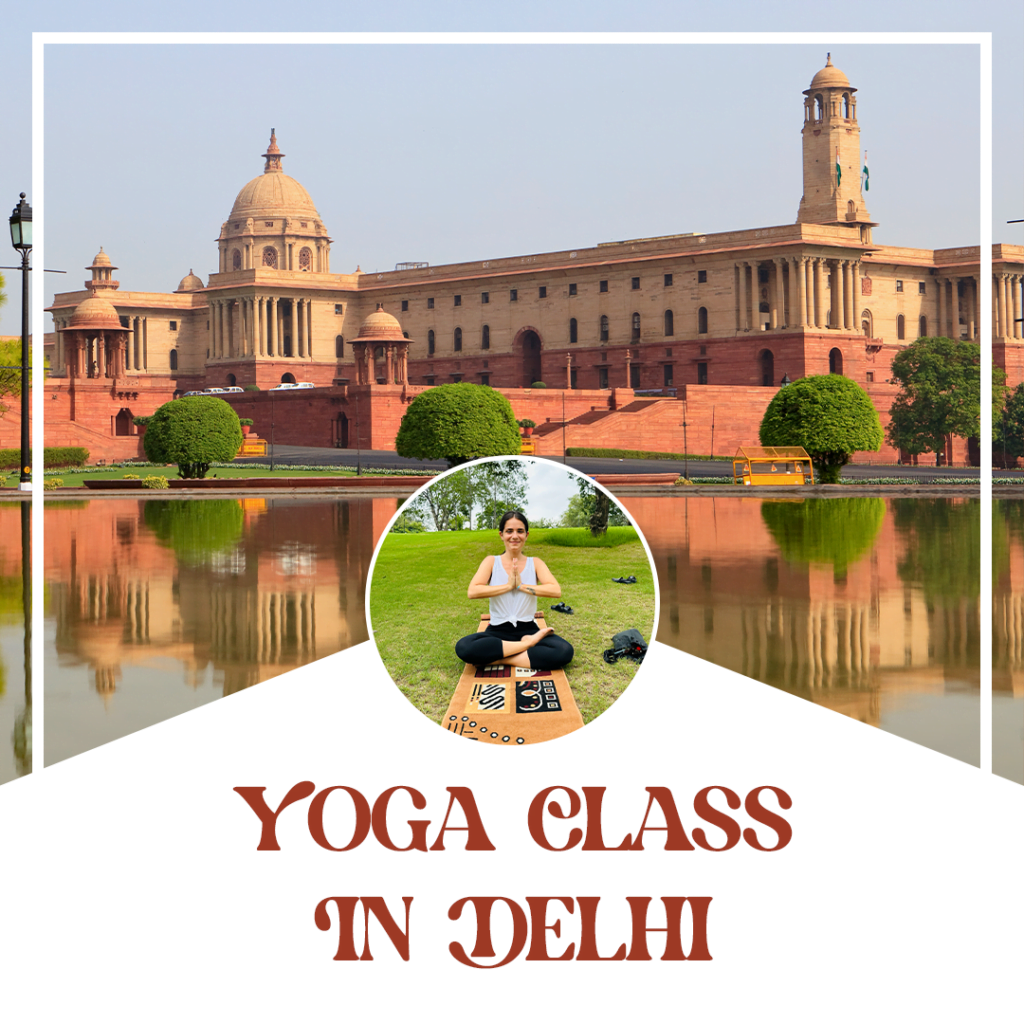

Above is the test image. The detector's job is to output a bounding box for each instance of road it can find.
[237,445,988,483]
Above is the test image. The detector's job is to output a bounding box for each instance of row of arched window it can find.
[230,246,315,271]
[896,314,929,341]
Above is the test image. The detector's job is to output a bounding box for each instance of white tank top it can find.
[488,556,537,625]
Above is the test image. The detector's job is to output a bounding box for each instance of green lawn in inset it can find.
[369,527,656,729]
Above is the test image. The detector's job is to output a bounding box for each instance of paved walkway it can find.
[237,445,986,483]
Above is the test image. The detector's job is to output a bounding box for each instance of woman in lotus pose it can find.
[454,511,574,670]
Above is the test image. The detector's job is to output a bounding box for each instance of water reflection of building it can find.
[994,502,1024,698]
[627,495,979,729]
[44,497,393,699]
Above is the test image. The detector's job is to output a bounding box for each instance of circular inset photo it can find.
[368,457,658,745]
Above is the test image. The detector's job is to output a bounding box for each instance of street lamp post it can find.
[9,194,32,491]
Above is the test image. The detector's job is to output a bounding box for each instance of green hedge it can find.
[566,447,730,462]
[0,447,90,470]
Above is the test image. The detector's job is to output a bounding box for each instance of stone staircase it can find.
[533,398,684,455]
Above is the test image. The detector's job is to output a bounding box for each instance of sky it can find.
[0,1,1020,338]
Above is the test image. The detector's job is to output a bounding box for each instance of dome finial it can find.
[826,52,832,65]
[263,129,285,174]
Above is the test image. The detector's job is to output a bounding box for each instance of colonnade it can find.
[735,256,862,333]
[60,331,129,379]
[993,272,1023,340]
[208,295,315,359]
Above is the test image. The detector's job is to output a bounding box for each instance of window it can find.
[600,315,609,342]
[119,315,130,328]
[699,345,707,355]
[918,282,927,295]
[481,292,489,304]
[427,297,434,309]
[866,371,874,383]
[428,330,435,356]
[664,274,673,287]
[169,350,178,371]
[698,307,708,334]
[570,318,578,344]
[632,313,641,341]
[401,300,409,312]
[454,328,462,352]
[829,348,844,375]
[698,270,707,283]
[664,310,674,336]
[630,364,640,388]
[600,280,608,293]
[897,314,905,340]
[480,373,490,386]
[510,289,518,301]
[232,249,242,270]
[169,321,178,332]
[452,373,463,383]
[697,362,708,386]
[538,287,546,299]
[425,375,435,386]
[482,325,490,349]
[569,283,577,296]
[299,247,312,271]
[895,280,904,292]
[631,277,640,290]
[262,247,277,268]
[570,368,578,389]
[663,364,674,387]
[335,304,344,315]
[454,295,461,307]
[919,316,927,337]
[598,367,609,389]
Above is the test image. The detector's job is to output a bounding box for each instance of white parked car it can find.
[203,387,227,394]
[222,386,244,393]
[270,382,297,391]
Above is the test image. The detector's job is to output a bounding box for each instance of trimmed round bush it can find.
[143,396,243,479]
[395,383,521,466]
[759,375,882,483]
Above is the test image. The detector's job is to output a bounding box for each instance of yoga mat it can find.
[443,614,584,745]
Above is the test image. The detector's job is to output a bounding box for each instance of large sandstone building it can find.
[33,56,1024,463]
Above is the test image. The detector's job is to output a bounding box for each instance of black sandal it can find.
[612,576,637,584]
[550,602,574,614]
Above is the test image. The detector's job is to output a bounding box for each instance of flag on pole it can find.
[861,152,870,192]
[835,148,841,187]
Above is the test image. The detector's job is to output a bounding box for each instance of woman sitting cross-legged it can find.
[454,511,574,670]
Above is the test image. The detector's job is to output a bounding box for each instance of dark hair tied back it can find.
[498,510,529,533]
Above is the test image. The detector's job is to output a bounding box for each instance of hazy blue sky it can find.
[0,1,1020,337]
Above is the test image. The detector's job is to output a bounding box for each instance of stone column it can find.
[267,297,276,357]
[734,264,741,332]
[385,344,394,384]
[741,263,750,331]
[257,297,265,356]
[937,278,946,339]
[967,278,976,340]
[813,258,825,328]
[996,273,1007,339]
[240,298,249,357]
[131,317,139,370]
[306,298,313,358]
[830,261,841,330]
[1013,274,1022,340]
[775,258,788,327]
[949,277,960,339]
[851,261,861,330]
[142,317,148,370]
[795,257,807,327]
[843,261,853,330]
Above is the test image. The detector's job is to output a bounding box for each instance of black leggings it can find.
[455,620,574,670]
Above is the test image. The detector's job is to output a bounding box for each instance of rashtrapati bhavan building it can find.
[36,56,1024,464]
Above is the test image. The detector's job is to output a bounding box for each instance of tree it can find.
[759,375,882,483]
[558,478,630,535]
[142,396,243,479]
[394,383,521,467]
[406,472,475,531]
[389,512,427,534]
[468,460,528,529]
[887,337,996,462]
[994,382,1024,463]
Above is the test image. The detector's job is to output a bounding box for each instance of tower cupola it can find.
[796,55,873,237]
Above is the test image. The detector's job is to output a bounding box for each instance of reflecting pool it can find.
[993,499,1024,784]
[44,496,393,765]
[0,502,30,785]
[625,495,980,767]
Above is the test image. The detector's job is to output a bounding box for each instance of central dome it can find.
[227,129,322,224]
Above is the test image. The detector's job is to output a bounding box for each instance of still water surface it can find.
[993,499,1024,784]
[0,503,30,785]
[626,495,981,768]
[44,497,390,765]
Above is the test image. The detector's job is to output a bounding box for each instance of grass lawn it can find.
[369,527,656,730]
